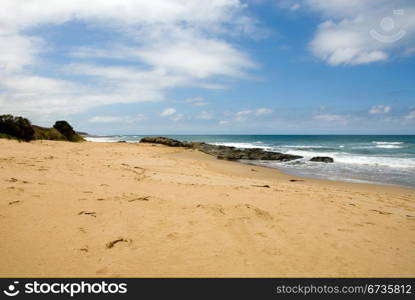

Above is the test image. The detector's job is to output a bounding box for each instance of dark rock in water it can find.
[194,143,302,162]
[139,136,303,162]
[118,140,127,143]
[310,156,334,163]
[140,136,189,147]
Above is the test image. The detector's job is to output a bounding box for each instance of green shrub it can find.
[53,120,84,142]
[0,114,35,141]
[33,126,66,140]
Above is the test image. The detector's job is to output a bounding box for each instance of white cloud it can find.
[172,114,184,122]
[255,107,273,115]
[160,108,176,117]
[198,111,215,120]
[135,33,256,79]
[314,113,348,123]
[221,107,272,122]
[234,108,272,120]
[290,3,301,11]
[369,105,391,114]
[405,110,415,121]
[88,115,145,123]
[0,0,257,120]
[304,0,415,65]
[234,110,253,121]
[184,97,208,106]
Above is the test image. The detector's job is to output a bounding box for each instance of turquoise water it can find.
[85,135,415,188]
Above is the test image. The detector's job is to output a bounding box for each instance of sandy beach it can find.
[0,139,414,277]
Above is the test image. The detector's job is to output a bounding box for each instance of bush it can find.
[0,114,35,141]
[33,126,66,140]
[53,120,84,142]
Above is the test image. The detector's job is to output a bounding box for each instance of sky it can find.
[0,0,414,135]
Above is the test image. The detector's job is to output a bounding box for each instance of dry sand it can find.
[0,139,414,277]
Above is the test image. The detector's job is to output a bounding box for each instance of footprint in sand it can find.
[337,228,353,232]
[128,196,150,202]
[234,204,274,221]
[105,238,132,249]
[196,204,226,216]
[167,232,179,240]
[370,209,392,215]
[78,247,89,253]
[78,211,97,217]
[255,232,268,238]
[5,178,18,183]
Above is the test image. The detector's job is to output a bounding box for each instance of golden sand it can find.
[0,139,414,277]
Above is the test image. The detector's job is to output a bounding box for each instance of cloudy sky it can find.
[1,0,414,134]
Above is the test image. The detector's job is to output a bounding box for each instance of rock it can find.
[139,136,303,162]
[194,143,302,162]
[140,136,189,147]
[310,156,334,163]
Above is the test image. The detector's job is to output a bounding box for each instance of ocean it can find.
[85,135,415,188]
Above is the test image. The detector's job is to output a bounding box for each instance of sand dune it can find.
[0,139,414,277]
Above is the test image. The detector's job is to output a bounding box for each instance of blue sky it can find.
[1,0,414,134]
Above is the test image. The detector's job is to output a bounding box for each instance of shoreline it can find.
[242,160,415,190]
[85,135,415,189]
[1,139,414,277]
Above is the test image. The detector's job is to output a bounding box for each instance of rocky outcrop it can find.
[140,136,188,147]
[193,143,302,162]
[139,136,303,162]
[310,156,334,163]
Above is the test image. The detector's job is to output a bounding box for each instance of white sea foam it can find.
[277,145,326,149]
[375,144,403,149]
[84,136,118,142]
[211,142,415,169]
[373,141,403,145]
[84,136,138,143]
[212,142,270,149]
[372,141,404,149]
[282,149,415,169]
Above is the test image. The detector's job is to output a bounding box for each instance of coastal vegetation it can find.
[0,114,84,142]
